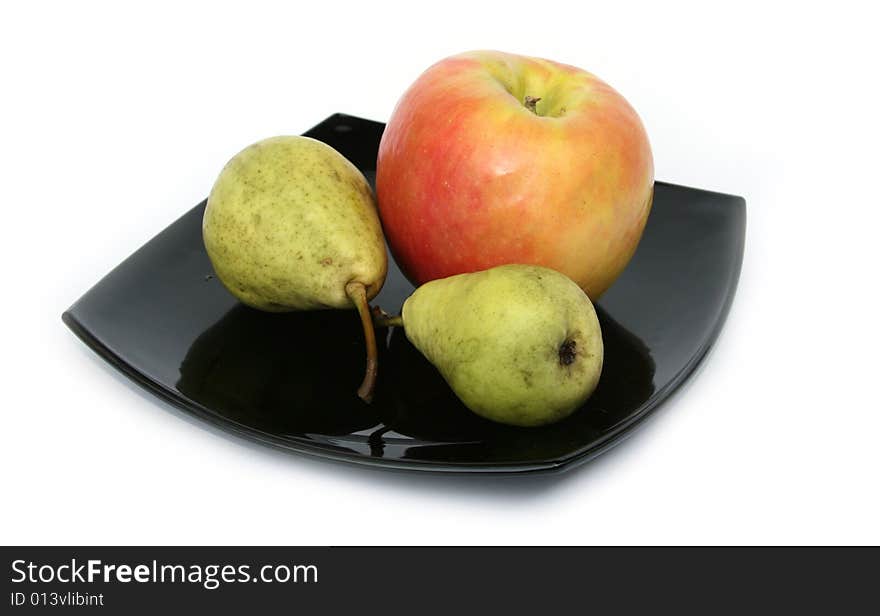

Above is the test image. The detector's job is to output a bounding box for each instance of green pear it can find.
[383,265,603,427]
[203,136,387,401]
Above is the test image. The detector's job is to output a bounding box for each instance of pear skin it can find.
[400,265,603,426]
[204,136,386,311]
[203,136,387,401]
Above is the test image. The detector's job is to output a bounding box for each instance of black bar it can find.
[0,547,874,614]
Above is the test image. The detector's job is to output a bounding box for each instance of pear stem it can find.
[375,314,404,328]
[370,305,404,328]
[345,281,378,403]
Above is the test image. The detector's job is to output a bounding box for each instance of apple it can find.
[376,50,654,299]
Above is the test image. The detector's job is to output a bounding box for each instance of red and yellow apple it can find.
[376,50,654,299]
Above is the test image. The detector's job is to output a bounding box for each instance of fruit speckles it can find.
[202,135,388,401]
[400,264,603,427]
[202,136,386,312]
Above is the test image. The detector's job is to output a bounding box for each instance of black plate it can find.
[63,113,745,474]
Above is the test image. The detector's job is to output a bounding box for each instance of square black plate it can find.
[63,113,745,474]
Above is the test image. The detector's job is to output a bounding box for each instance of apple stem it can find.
[524,95,542,115]
[345,281,379,404]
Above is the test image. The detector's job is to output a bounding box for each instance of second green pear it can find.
[394,264,604,427]
[203,136,387,401]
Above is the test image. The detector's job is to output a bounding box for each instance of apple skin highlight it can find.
[376,50,654,299]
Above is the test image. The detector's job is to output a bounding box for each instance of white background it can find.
[2,1,878,545]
